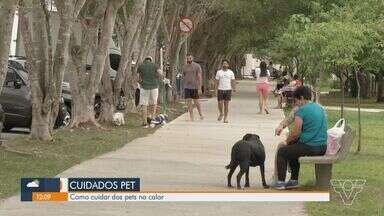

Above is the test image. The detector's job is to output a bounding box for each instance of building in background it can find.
[241,54,261,78]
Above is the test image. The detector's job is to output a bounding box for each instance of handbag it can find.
[326,118,346,155]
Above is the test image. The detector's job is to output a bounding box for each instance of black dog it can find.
[226,134,269,189]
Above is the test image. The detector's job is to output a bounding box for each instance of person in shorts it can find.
[256,61,270,114]
[215,59,236,123]
[137,56,162,128]
[182,54,204,121]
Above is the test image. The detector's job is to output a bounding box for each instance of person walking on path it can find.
[182,54,204,121]
[274,86,327,190]
[215,59,236,123]
[137,56,162,128]
[256,61,270,114]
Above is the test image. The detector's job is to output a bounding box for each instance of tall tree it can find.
[69,0,124,128]
[51,0,87,127]
[136,0,165,63]
[113,0,148,112]
[18,0,86,140]
[0,0,19,95]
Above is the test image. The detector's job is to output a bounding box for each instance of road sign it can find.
[179,17,194,33]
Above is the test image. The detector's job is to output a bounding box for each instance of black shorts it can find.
[184,88,199,99]
[217,90,232,101]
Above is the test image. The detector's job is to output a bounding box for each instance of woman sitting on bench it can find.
[274,86,328,190]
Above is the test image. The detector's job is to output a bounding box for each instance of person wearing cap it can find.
[137,56,162,128]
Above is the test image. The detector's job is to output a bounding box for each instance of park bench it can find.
[299,126,355,188]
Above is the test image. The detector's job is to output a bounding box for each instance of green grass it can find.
[319,80,334,93]
[0,103,186,199]
[293,110,384,215]
[320,92,384,109]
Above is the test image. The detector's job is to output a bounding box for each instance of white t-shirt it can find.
[216,69,235,90]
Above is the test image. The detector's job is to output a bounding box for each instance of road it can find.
[0,80,307,216]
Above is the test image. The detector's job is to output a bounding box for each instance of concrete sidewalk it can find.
[0,80,306,216]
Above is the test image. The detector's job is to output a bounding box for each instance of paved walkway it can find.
[0,80,306,216]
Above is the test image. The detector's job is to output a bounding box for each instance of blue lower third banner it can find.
[21,177,329,202]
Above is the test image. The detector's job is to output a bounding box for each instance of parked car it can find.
[0,66,70,131]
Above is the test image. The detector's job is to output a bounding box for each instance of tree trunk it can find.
[88,0,124,100]
[70,0,124,127]
[30,106,51,141]
[18,0,86,140]
[18,0,55,141]
[137,0,165,63]
[355,69,361,153]
[113,0,147,106]
[168,35,187,103]
[122,69,137,113]
[340,68,347,118]
[71,92,97,128]
[377,72,384,102]
[98,56,114,123]
[314,80,320,104]
[0,0,19,94]
[69,33,98,128]
[315,67,323,103]
[50,0,87,128]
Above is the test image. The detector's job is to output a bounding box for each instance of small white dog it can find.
[113,112,125,126]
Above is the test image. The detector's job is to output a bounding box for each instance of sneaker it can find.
[142,123,149,129]
[285,180,299,189]
[273,181,286,190]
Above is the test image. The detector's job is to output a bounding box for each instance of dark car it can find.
[0,66,70,131]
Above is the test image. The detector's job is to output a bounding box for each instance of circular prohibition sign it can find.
[179,17,194,33]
